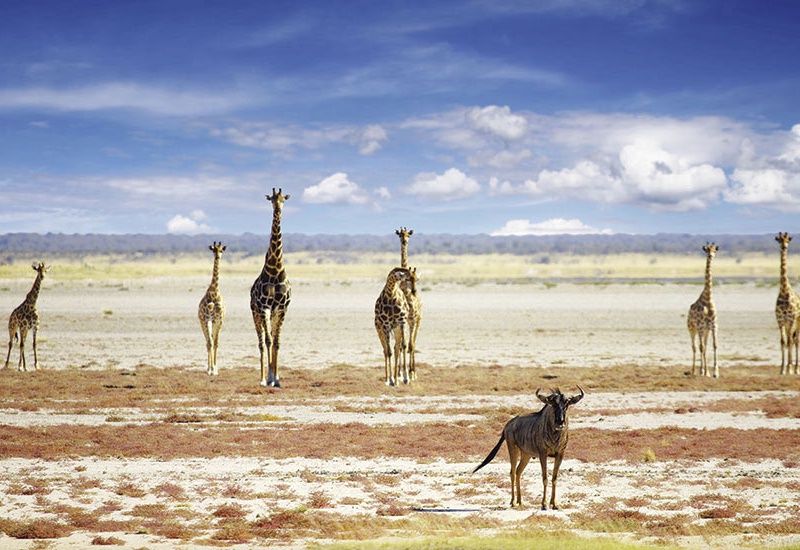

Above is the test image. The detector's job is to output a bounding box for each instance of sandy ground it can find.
[0,278,783,371]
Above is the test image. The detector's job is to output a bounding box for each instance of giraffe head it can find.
[702,242,719,258]
[208,241,227,257]
[388,267,416,294]
[776,232,793,250]
[31,261,50,277]
[395,227,413,244]
[266,188,291,212]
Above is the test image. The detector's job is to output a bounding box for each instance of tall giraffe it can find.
[375,267,416,386]
[5,262,49,371]
[396,227,422,381]
[775,232,800,375]
[251,188,292,387]
[687,243,719,377]
[199,241,226,376]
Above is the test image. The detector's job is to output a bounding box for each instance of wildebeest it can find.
[473,386,584,509]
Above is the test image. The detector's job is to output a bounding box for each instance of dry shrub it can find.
[700,507,737,519]
[150,520,192,539]
[95,501,123,514]
[376,503,408,516]
[154,482,186,500]
[131,503,170,519]
[0,518,72,539]
[251,508,310,538]
[163,413,203,423]
[622,496,648,508]
[221,483,252,499]
[8,478,50,495]
[91,535,124,545]
[307,490,332,509]
[338,496,363,506]
[374,473,401,486]
[114,481,146,498]
[213,504,247,519]
[642,448,657,462]
[211,519,253,543]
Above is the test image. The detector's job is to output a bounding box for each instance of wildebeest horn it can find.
[536,388,548,404]
[569,385,585,405]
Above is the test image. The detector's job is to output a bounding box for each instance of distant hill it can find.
[0,232,781,258]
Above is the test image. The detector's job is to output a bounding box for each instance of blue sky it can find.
[1,0,800,235]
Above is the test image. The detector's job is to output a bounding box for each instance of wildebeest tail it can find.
[472,433,505,473]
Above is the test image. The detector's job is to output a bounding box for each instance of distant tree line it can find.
[0,232,781,257]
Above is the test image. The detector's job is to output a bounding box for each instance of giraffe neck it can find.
[209,254,221,293]
[701,254,714,300]
[262,206,286,280]
[26,273,43,305]
[400,241,409,269]
[780,246,791,292]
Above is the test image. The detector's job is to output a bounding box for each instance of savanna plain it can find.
[1,252,800,549]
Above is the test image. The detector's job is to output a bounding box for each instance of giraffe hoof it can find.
[272,380,281,388]
[259,379,268,387]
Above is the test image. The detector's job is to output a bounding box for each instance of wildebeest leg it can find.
[515,453,530,507]
[507,440,519,508]
[538,451,548,510]
[550,452,563,509]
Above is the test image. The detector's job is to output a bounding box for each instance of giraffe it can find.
[199,241,226,376]
[374,267,416,386]
[251,188,292,387]
[5,262,49,371]
[775,232,800,375]
[687,243,719,377]
[396,227,422,381]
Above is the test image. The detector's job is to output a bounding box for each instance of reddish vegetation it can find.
[2,364,799,412]
[0,518,72,539]
[91,535,125,546]
[1,422,799,462]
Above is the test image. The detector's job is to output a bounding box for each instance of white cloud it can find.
[491,218,613,236]
[406,168,480,200]
[466,105,528,141]
[212,122,388,156]
[303,172,370,204]
[522,144,727,211]
[167,210,212,234]
[0,82,256,116]
[724,124,800,210]
[375,186,392,199]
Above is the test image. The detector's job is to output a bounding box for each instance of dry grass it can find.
[154,481,186,500]
[212,504,247,519]
[91,535,125,545]
[113,481,146,498]
[0,518,73,539]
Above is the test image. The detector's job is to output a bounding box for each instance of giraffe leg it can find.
[200,318,212,376]
[794,326,799,375]
[18,328,27,372]
[507,440,519,508]
[702,331,711,377]
[787,327,794,378]
[211,317,223,376]
[376,325,392,386]
[711,326,719,378]
[780,326,787,375]
[515,453,530,507]
[269,309,286,388]
[698,330,706,377]
[538,451,549,510]
[551,452,563,510]
[409,319,419,381]
[392,325,404,386]
[32,328,38,370]
[4,329,13,370]
[253,310,269,387]
[689,327,697,376]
